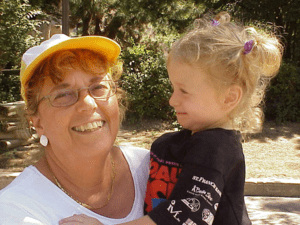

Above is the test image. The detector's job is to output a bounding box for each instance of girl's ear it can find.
[222,85,243,112]
[30,114,44,136]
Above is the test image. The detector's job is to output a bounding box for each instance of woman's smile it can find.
[72,120,105,133]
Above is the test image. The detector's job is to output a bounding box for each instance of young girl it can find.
[59,12,282,225]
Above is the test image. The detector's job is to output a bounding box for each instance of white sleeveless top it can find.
[0,146,150,225]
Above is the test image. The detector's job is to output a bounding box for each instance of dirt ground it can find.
[1,120,299,180]
[117,120,300,180]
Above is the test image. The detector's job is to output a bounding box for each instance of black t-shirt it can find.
[144,128,251,225]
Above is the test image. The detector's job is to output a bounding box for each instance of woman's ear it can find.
[222,85,243,112]
[30,115,44,136]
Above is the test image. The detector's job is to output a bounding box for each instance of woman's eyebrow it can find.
[90,74,108,83]
[50,83,70,92]
[90,77,103,83]
[49,75,108,93]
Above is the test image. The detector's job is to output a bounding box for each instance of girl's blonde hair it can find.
[25,49,126,121]
[168,12,283,133]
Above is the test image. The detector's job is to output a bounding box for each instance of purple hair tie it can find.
[211,19,220,26]
[244,40,254,55]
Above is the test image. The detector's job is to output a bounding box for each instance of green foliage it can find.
[120,39,174,122]
[218,0,300,63]
[265,62,300,123]
[0,0,45,70]
[1,0,299,124]
[0,72,21,103]
[69,0,205,45]
[29,0,61,16]
[198,0,300,122]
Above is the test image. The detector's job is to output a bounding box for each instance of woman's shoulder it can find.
[118,145,150,200]
[118,145,150,172]
[0,166,40,196]
[119,145,150,159]
[0,166,51,222]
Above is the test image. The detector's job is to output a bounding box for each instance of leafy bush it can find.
[0,0,47,103]
[265,61,300,123]
[0,0,45,70]
[0,70,21,103]
[0,71,21,103]
[120,39,174,122]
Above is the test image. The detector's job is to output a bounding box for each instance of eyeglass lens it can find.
[49,80,116,107]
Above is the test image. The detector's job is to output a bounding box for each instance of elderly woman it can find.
[0,34,150,224]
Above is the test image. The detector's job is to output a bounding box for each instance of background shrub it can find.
[120,41,300,124]
[0,0,44,71]
[0,71,21,103]
[1,44,299,126]
[265,61,300,123]
[120,39,174,122]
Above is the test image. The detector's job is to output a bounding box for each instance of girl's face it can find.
[32,69,120,159]
[168,60,229,133]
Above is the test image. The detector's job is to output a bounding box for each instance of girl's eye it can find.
[180,89,188,94]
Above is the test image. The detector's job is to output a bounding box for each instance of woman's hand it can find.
[59,214,103,225]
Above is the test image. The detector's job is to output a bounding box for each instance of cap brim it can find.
[21,36,120,90]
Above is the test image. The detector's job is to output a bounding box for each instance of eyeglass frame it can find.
[37,80,118,108]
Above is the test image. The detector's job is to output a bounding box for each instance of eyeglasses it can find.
[38,80,117,107]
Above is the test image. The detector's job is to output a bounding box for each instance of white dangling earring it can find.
[40,135,48,147]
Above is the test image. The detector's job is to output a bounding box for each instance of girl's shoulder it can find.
[184,128,244,162]
[192,128,241,145]
[153,129,191,144]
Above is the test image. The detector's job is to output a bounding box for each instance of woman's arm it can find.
[120,216,155,225]
[59,214,156,225]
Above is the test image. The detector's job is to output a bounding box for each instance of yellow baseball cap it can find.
[20,34,121,102]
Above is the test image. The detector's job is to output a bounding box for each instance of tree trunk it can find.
[94,16,101,35]
[285,22,293,60]
[105,16,123,39]
[82,14,92,36]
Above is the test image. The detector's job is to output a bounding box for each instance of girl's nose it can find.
[169,92,178,107]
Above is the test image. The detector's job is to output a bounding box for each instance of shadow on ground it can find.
[246,121,300,146]
[246,197,300,225]
[0,144,43,172]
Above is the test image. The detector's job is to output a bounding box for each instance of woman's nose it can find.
[76,91,97,113]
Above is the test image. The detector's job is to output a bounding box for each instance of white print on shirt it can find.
[181,198,200,212]
[202,209,214,225]
[183,218,198,225]
[189,185,213,201]
[214,203,219,211]
[167,200,182,222]
[187,191,213,207]
[192,176,222,197]
[187,185,213,206]
[190,185,206,195]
